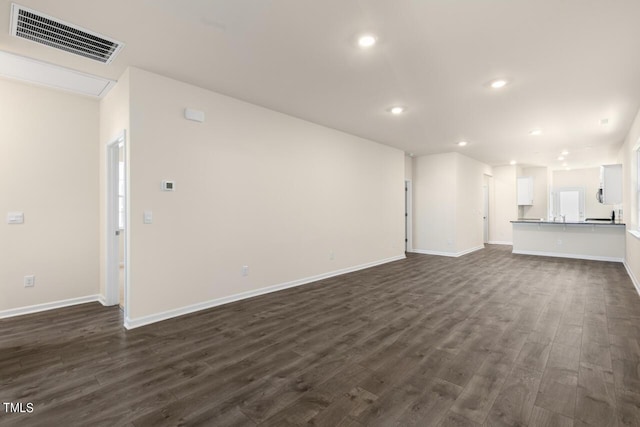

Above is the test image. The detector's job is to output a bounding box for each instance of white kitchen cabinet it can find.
[600,164,622,205]
[517,176,534,206]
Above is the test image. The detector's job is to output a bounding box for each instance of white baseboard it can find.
[488,241,513,246]
[409,245,484,258]
[624,260,640,296]
[0,294,103,319]
[124,254,406,330]
[512,249,623,263]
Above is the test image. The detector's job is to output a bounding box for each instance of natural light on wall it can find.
[0,50,115,97]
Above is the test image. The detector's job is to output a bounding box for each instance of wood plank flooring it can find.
[2,245,640,426]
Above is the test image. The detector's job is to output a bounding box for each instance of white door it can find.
[483,184,489,243]
[483,174,491,244]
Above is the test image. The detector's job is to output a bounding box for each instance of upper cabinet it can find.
[517,176,534,206]
[599,164,622,205]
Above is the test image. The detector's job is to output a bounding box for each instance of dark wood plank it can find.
[534,367,578,419]
[485,365,543,426]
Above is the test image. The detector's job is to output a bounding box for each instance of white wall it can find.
[125,68,405,323]
[0,79,99,314]
[491,165,518,244]
[413,153,457,254]
[618,107,640,290]
[413,152,490,256]
[519,167,548,219]
[99,69,130,301]
[552,167,612,219]
[404,155,413,181]
[456,154,492,253]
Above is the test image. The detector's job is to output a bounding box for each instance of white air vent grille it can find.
[10,4,124,64]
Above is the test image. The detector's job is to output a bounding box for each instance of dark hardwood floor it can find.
[2,245,640,426]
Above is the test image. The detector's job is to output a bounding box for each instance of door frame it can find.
[483,174,492,244]
[105,131,128,312]
[405,180,413,252]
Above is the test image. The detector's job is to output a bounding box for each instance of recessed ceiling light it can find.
[390,106,406,115]
[490,79,508,89]
[562,162,568,167]
[529,129,542,136]
[565,167,571,171]
[510,160,517,165]
[561,150,569,156]
[357,34,377,48]
[458,141,468,147]
[558,156,565,161]
[600,118,609,125]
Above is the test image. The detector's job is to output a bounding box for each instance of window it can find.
[551,187,585,221]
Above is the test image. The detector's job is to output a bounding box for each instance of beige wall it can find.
[413,152,490,255]
[126,68,405,322]
[0,79,99,312]
[552,167,613,219]
[618,107,640,289]
[491,165,518,244]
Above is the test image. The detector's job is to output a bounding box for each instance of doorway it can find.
[106,132,127,312]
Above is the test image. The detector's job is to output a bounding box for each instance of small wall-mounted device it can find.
[162,180,175,191]
[6,212,24,224]
[184,108,205,123]
[143,210,153,224]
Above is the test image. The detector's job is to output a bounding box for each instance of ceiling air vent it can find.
[9,3,124,64]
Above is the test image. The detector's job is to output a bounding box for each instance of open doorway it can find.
[106,132,127,313]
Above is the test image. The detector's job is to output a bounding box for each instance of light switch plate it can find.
[143,211,153,224]
[24,275,35,287]
[7,212,24,224]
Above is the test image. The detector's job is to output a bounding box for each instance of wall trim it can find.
[624,260,640,296]
[488,241,513,246]
[0,295,102,319]
[124,254,406,330]
[512,249,623,263]
[409,245,484,258]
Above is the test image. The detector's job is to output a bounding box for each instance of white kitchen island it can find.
[511,220,625,262]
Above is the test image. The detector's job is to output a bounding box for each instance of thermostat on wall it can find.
[162,180,175,191]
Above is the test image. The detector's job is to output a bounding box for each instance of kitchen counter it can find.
[511,220,625,262]
[511,219,625,226]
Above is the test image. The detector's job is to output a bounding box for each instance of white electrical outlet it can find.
[557,239,562,246]
[241,266,249,276]
[329,251,335,260]
[24,275,35,287]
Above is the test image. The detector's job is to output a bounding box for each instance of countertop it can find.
[511,219,625,226]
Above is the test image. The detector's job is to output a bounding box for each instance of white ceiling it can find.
[2,0,640,169]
